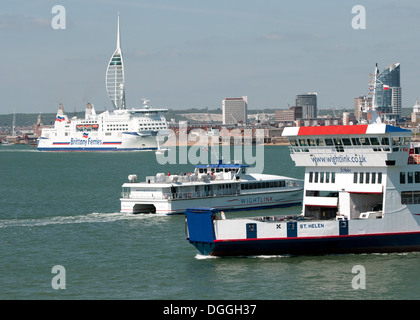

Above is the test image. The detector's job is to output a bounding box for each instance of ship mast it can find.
[366,63,382,124]
[106,13,126,110]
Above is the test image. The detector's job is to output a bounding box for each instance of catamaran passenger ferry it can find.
[185,64,420,256]
[120,160,303,215]
[37,15,169,151]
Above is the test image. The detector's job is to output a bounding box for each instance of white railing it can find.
[121,190,238,200]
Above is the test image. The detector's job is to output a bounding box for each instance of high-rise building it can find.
[106,14,126,110]
[376,63,401,117]
[296,93,317,119]
[275,106,302,122]
[222,96,248,125]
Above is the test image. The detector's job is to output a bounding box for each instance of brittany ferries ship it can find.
[37,15,169,151]
[120,160,303,215]
[185,64,420,256]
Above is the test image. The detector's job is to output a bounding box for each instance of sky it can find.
[1,0,420,114]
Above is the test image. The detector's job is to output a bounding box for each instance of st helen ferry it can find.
[185,64,420,256]
[120,160,303,215]
[37,15,169,152]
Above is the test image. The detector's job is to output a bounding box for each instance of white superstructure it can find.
[37,101,169,151]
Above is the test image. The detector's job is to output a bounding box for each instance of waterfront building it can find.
[411,100,420,124]
[275,106,302,122]
[222,96,248,125]
[296,93,317,119]
[354,96,372,121]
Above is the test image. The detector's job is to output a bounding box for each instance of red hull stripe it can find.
[214,230,420,243]
[298,125,368,136]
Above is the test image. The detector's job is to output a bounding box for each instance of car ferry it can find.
[120,160,303,215]
[185,65,420,256]
[37,101,169,151]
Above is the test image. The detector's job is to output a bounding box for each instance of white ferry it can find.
[185,65,420,256]
[37,15,169,152]
[120,160,303,215]
[37,101,169,151]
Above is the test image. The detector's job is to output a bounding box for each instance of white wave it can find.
[194,253,290,259]
[0,211,169,228]
[195,254,219,260]
[246,255,290,259]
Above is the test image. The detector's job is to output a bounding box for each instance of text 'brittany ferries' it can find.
[70,137,102,146]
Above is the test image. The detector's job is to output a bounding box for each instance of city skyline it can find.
[1,1,420,114]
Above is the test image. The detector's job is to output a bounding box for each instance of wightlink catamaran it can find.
[120,160,303,215]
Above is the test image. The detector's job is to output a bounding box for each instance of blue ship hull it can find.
[185,208,420,256]
[190,232,420,256]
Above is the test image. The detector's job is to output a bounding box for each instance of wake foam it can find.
[0,212,169,228]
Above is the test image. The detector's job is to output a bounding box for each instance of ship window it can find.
[308,139,316,146]
[331,172,335,183]
[408,172,414,184]
[314,172,319,183]
[360,137,370,145]
[365,172,370,184]
[377,172,382,184]
[370,137,380,145]
[352,138,361,145]
[319,172,324,183]
[353,172,358,183]
[414,191,420,204]
[392,137,401,146]
[309,172,313,183]
[381,137,389,145]
[359,172,364,183]
[403,137,410,146]
[371,172,376,184]
[325,138,333,146]
[401,191,412,204]
[316,139,325,146]
[400,172,406,184]
[298,139,308,146]
[334,138,344,152]
[325,172,330,183]
[342,138,352,146]
[416,172,420,183]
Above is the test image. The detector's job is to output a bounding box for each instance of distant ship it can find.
[37,14,169,151]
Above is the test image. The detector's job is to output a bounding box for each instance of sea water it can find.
[1,145,419,300]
